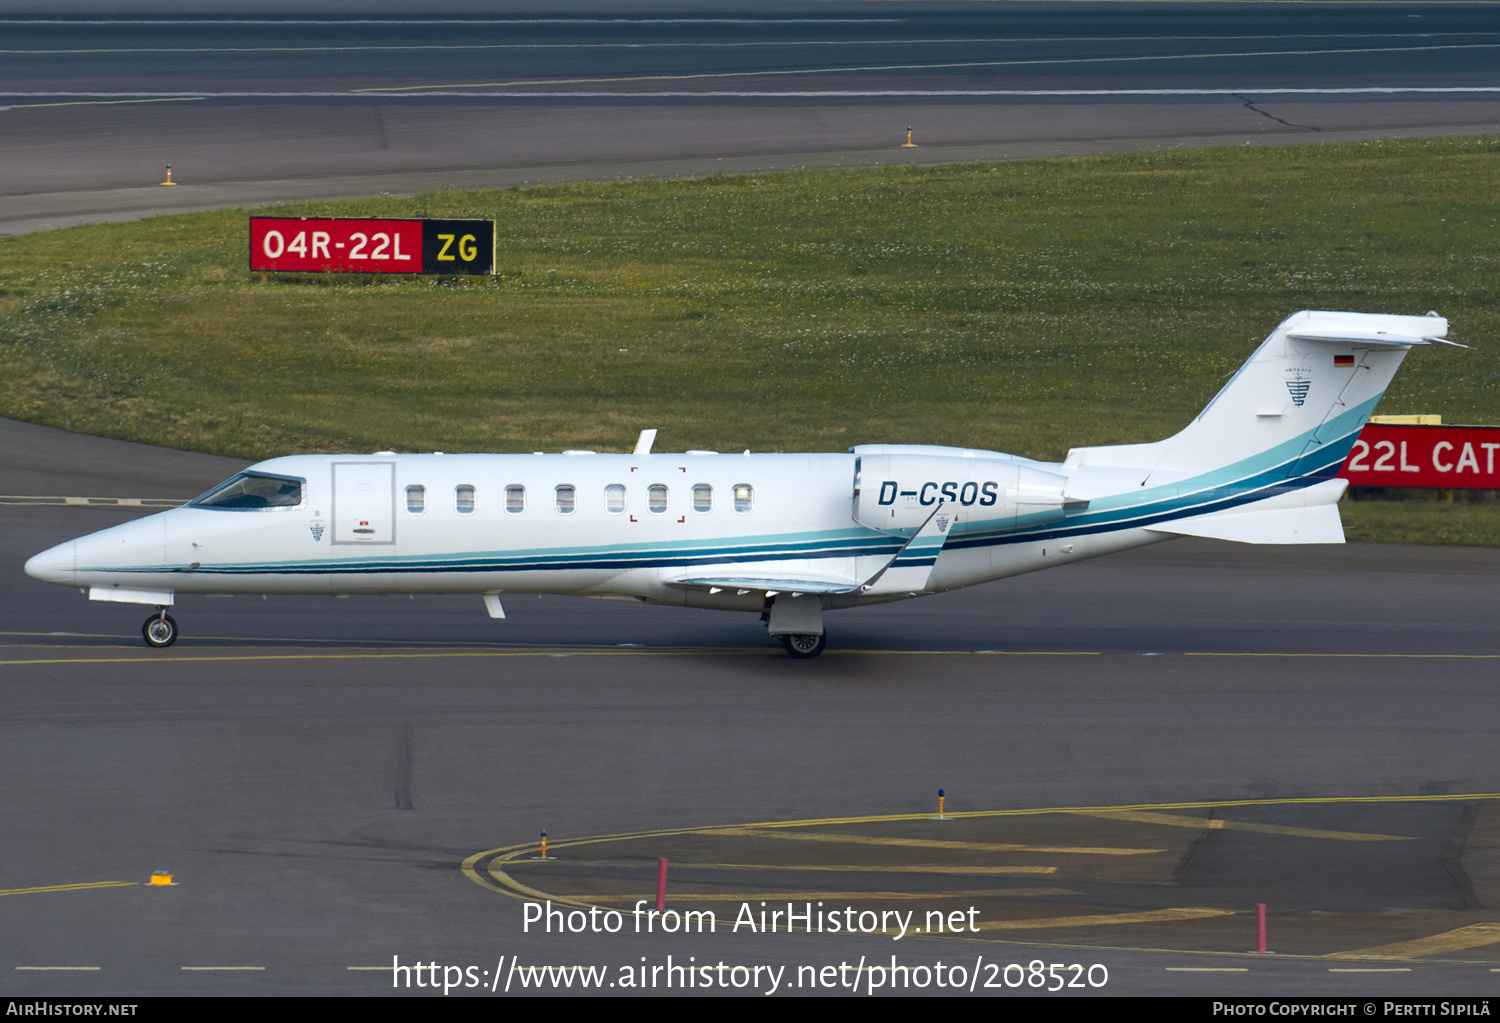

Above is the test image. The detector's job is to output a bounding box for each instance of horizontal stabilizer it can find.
[1147,477,1348,544]
[1149,503,1344,544]
[1286,330,1466,349]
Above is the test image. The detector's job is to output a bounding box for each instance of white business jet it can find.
[26,310,1459,657]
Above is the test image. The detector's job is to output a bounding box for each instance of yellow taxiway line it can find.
[465,791,1500,961]
[699,827,1164,855]
[730,792,1500,828]
[1187,652,1500,659]
[1329,923,1500,960]
[11,640,1500,667]
[1071,809,1413,842]
[0,881,137,897]
[975,908,1236,931]
[0,642,1098,666]
[569,888,1078,903]
[510,861,1062,876]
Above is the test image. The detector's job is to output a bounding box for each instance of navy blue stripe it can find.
[104,425,1362,581]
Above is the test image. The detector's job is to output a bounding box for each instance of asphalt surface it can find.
[3,2,1499,234]
[4,0,1500,1000]
[3,419,1500,997]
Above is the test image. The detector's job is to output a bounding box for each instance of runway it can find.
[3,419,1500,996]
[3,1,1499,234]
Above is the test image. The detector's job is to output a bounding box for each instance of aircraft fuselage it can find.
[25,311,1456,654]
[28,449,1146,615]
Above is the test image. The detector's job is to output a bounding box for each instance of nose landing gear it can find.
[143,610,178,648]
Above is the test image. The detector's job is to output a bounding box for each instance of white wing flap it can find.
[668,575,861,595]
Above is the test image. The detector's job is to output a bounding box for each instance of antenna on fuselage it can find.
[633,429,658,456]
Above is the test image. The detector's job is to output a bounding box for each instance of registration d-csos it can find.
[248,217,495,276]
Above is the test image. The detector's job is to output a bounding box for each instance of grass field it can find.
[2,135,1498,541]
[1341,493,1500,547]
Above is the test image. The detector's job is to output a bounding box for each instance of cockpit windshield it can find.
[190,471,304,510]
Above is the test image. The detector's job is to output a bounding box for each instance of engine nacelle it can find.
[852,448,1085,535]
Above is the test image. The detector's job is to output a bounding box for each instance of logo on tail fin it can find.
[1285,370,1312,407]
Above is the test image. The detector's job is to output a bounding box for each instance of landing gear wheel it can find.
[143,612,178,649]
[781,633,826,659]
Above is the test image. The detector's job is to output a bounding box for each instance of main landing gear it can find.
[142,609,178,648]
[767,593,827,659]
[780,633,827,659]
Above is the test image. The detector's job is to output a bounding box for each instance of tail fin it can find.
[1068,310,1453,480]
[1063,310,1457,543]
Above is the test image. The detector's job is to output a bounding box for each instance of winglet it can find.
[664,503,958,599]
[860,502,956,597]
[633,429,658,456]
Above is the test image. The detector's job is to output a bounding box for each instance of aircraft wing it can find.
[665,575,864,595]
[667,503,958,597]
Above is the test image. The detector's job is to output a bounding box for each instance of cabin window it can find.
[692,483,712,513]
[605,484,627,514]
[405,484,425,514]
[455,485,476,515]
[190,471,303,510]
[733,483,754,513]
[648,484,668,514]
[555,485,576,515]
[505,484,525,514]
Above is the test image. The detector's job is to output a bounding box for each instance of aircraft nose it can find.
[25,540,75,585]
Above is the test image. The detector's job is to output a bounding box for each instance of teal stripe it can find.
[87,395,1384,579]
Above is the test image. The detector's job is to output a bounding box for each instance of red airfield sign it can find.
[249,217,493,275]
[1341,424,1500,488]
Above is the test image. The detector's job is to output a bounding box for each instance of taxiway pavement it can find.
[3,420,1499,995]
